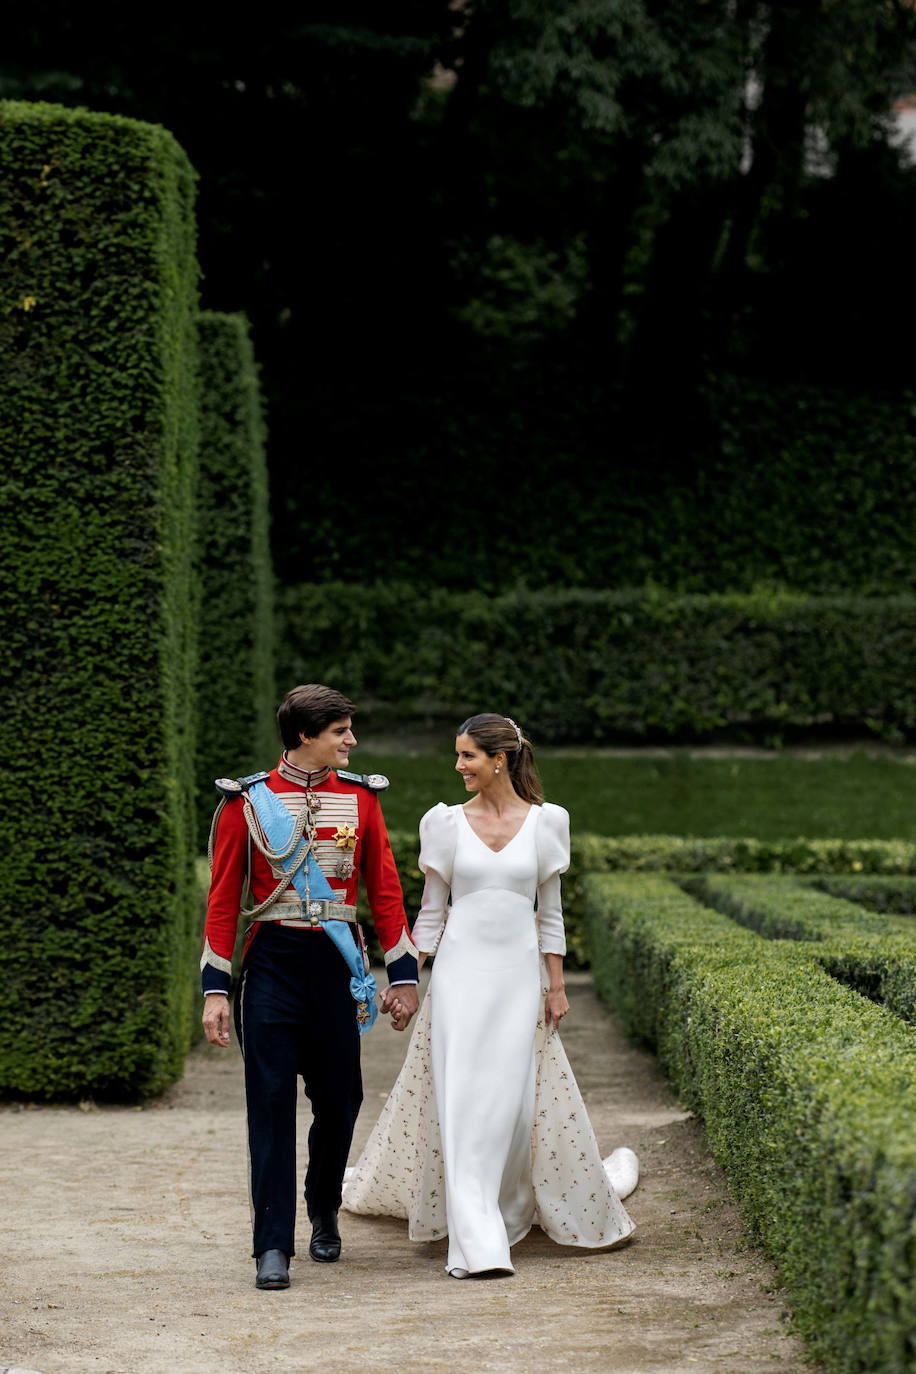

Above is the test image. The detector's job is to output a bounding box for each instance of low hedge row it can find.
[196,311,276,845]
[810,874,916,914]
[565,834,916,874]
[277,583,916,743]
[374,832,916,969]
[689,873,916,1027]
[0,101,200,1098]
[584,873,916,1373]
[685,874,913,944]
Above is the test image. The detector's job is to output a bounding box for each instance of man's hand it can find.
[203,993,231,1047]
[380,983,419,1032]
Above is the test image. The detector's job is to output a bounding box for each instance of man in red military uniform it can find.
[201,683,419,1289]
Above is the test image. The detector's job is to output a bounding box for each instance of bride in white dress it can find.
[343,714,637,1276]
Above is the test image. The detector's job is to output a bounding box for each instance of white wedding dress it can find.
[342,801,637,1276]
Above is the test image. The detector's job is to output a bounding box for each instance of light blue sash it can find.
[248,781,378,1034]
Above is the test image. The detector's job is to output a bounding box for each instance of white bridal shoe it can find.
[605,1147,639,1200]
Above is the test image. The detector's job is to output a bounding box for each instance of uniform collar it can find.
[278,751,331,789]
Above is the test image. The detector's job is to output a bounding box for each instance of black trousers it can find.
[235,923,363,1258]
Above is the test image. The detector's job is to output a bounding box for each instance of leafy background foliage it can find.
[1,3,913,590]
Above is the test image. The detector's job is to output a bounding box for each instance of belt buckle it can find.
[304,899,324,926]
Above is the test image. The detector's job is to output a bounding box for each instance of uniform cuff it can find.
[201,938,233,996]
[385,953,419,985]
[383,930,419,986]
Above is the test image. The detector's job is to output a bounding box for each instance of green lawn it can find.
[356,749,916,842]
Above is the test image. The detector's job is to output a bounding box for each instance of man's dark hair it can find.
[277,684,356,749]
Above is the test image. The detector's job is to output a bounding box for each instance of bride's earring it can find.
[495,765,501,774]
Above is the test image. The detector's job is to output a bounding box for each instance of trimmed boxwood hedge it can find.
[810,875,916,915]
[277,583,916,744]
[277,376,916,597]
[686,873,915,944]
[196,311,275,843]
[379,831,916,968]
[688,873,916,1027]
[0,100,200,1098]
[584,873,916,1373]
[564,834,916,875]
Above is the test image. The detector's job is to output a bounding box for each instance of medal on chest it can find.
[273,789,359,884]
[333,823,358,879]
[312,792,360,883]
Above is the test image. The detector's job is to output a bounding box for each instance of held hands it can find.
[381,983,419,1032]
[202,993,231,1047]
[545,985,569,1031]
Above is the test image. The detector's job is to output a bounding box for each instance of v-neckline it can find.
[458,802,536,855]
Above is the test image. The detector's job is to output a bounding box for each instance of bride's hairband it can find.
[504,716,523,747]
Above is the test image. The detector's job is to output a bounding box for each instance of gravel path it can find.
[0,975,815,1374]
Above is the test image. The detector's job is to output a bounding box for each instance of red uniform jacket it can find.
[201,763,418,996]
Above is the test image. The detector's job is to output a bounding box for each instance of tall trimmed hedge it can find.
[585,874,916,1373]
[196,311,275,841]
[0,101,200,1098]
[278,583,916,743]
[275,375,916,597]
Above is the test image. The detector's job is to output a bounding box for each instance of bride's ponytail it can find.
[457,713,544,806]
[509,732,543,806]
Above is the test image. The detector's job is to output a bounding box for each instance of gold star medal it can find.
[333,823,358,879]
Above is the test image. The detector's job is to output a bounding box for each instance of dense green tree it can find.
[440,1,916,388]
[2,4,914,589]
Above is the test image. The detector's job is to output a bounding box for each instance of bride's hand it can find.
[545,986,569,1030]
[389,1000,414,1032]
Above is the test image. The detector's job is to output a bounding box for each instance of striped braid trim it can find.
[383,928,420,967]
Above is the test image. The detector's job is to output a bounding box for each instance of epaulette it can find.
[214,770,271,797]
[336,769,390,792]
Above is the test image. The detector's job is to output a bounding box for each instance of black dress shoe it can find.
[309,1212,341,1263]
[255,1249,290,1289]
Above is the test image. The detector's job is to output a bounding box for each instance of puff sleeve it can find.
[535,802,571,957]
[410,803,456,956]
